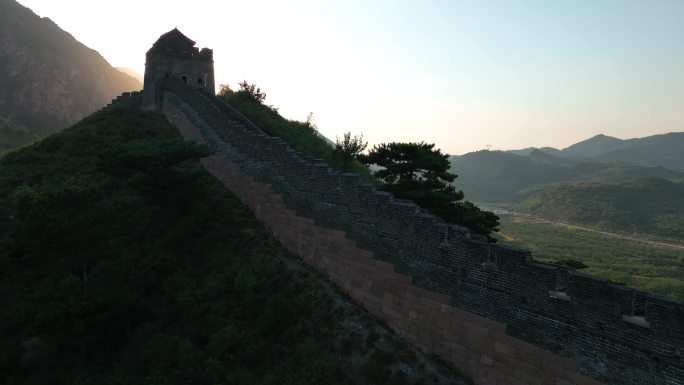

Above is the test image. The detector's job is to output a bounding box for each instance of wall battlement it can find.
[160,78,683,385]
[102,91,142,109]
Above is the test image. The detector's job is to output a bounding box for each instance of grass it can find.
[497,215,684,301]
[216,87,377,184]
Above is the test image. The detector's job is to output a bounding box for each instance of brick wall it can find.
[159,79,684,385]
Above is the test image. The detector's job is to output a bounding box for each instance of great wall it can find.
[111,29,684,385]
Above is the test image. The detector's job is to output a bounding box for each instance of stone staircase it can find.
[157,79,684,385]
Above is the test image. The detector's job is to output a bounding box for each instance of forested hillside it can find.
[0,103,470,385]
[519,178,684,239]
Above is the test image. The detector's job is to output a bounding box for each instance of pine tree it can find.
[359,142,499,240]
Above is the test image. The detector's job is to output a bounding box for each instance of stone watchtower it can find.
[142,28,215,109]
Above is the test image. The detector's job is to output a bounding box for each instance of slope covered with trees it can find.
[0,118,35,152]
[361,142,499,239]
[0,103,470,385]
[519,178,684,239]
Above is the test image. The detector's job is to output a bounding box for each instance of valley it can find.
[452,133,684,241]
[497,215,684,301]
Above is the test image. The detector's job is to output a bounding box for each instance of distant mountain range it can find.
[450,151,683,204]
[506,133,684,170]
[451,132,684,238]
[115,67,144,84]
[0,0,141,151]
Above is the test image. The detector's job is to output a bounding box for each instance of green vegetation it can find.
[335,131,368,171]
[218,83,498,238]
[217,82,375,181]
[452,146,684,240]
[361,142,499,239]
[0,119,37,153]
[450,149,684,204]
[0,105,470,385]
[550,258,589,270]
[520,178,684,239]
[498,216,684,301]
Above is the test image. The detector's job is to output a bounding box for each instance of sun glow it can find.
[16,0,684,155]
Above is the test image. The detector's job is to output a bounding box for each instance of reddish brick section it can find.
[164,103,606,385]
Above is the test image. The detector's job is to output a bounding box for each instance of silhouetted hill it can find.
[450,150,568,202]
[526,148,572,166]
[560,134,627,158]
[449,150,684,203]
[0,0,141,150]
[115,67,144,83]
[507,146,563,157]
[0,103,469,385]
[519,178,684,239]
[508,132,684,170]
[591,132,684,171]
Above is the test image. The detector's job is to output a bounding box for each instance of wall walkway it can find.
[159,80,683,385]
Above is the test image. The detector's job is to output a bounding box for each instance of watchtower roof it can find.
[152,28,196,50]
[145,28,212,62]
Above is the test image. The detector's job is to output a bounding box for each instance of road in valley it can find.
[480,205,684,251]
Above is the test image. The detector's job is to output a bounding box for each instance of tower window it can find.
[181,75,187,84]
[197,78,203,85]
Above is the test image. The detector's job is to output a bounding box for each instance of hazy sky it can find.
[17,0,684,155]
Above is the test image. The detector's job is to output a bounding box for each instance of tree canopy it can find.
[335,131,367,171]
[359,142,499,239]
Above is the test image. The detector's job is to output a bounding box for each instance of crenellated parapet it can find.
[102,90,142,110]
[145,39,213,63]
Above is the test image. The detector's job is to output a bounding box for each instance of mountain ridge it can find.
[560,133,627,158]
[0,0,142,151]
[500,132,684,170]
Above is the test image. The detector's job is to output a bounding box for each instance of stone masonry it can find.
[142,28,214,110]
[152,77,683,385]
